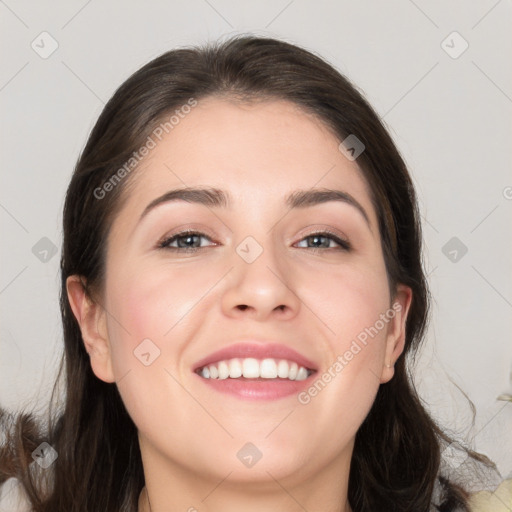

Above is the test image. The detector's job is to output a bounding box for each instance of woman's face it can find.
[69,97,411,493]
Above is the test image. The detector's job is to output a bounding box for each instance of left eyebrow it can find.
[138,186,371,229]
[285,188,370,228]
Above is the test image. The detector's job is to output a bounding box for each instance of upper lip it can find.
[192,341,318,372]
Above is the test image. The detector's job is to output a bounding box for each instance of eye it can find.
[157,229,351,253]
[295,231,351,252]
[158,230,215,251]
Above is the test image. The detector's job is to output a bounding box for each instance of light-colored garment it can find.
[0,478,32,512]
[467,478,512,512]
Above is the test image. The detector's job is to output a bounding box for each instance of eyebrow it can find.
[139,187,371,228]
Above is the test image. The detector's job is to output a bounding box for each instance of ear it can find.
[66,275,115,383]
[380,284,413,384]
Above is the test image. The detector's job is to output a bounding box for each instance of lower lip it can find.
[195,373,316,400]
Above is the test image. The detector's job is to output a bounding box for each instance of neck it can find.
[138,484,353,512]
[137,438,354,512]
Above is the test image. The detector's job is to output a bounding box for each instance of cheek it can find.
[296,257,391,423]
[303,256,391,353]
[101,262,218,436]
[103,260,223,375]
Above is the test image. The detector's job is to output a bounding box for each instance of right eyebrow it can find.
[139,187,229,222]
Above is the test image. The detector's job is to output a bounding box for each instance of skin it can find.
[67,97,412,512]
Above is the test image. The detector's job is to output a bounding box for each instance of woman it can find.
[0,34,501,511]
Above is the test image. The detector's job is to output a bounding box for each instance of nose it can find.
[221,237,302,322]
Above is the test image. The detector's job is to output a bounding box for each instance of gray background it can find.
[1,0,511,484]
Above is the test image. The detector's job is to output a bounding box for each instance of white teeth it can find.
[242,358,260,378]
[208,364,218,379]
[288,362,298,380]
[296,366,308,381]
[229,358,242,378]
[277,360,289,378]
[260,358,277,378]
[218,361,229,380]
[198,357,312,381]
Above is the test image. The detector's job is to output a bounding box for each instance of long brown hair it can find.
[0,34,499,511]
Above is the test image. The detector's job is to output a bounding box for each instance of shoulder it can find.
[467,478,512,512]
[0,477,33,512]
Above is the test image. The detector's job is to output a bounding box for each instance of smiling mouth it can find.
[195,357,315,381]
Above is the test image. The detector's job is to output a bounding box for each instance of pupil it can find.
[178,235,199,248]
[310,235,327,248]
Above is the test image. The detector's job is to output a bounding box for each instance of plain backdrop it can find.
[1,0,511,481]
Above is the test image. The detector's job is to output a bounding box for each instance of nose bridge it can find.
[221,230,300,318]
[231,198,281,270]
[235,231,285,290]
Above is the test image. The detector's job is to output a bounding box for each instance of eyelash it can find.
[157,229,351,253]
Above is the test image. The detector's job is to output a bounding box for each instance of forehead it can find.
[119,97,376,225]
